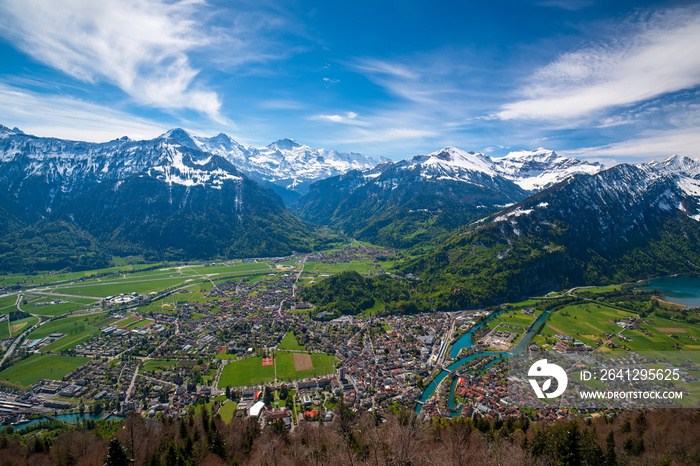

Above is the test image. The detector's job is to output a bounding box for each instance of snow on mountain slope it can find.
[161,129,388,192]
[493,148,605,190]
[646,154,700,201]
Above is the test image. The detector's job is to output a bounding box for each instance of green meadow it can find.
[278,332,306,351]
[218,356,275,387]
[217,351,335,388]
[0,354,91,387]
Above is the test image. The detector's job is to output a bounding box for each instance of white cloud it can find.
[311,112,366,125]
[559,127,700,161]
[0,0,223,120]
[498,6,700,121]
[0,83,168,142]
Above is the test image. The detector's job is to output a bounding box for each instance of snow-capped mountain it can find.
[160,128,388,194]
[370,146,604,190]
[293,145,607,247]
[294,147,529,247]
[0,124,315,270]
[403,162,700,307]
[493,148,604,190]
[646,154,700,203]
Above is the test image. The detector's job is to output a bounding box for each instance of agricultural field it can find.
[624,316,700,352]
[573,285,623,295]
[23,313,113,354]
[0,295,19,314]
[0,354,91,387]
[533,301,700,352]
[0,316,39,340]
[304,260,377,275]
[485,309,538,332]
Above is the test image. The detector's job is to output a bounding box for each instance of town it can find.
[0,245,698,432]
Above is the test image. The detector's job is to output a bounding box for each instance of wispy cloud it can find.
[0,83,168,142]
[352,58,418,80]
[498,6,700,121]
[0,0,223,120]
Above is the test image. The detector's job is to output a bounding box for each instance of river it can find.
[12,412,124,430]
[416,308,553,415]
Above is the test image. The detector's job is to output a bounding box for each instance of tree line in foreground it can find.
[0,402,698,465]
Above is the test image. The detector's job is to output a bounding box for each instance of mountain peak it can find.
[425,146,496,174]
[268,138,302,150]
[502,148,558,162]
[649,154,700,178]
[159,128,200,150]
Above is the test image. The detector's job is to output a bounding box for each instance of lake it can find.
[638,276,700,309]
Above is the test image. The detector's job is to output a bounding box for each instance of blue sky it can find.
[1,0,700,163]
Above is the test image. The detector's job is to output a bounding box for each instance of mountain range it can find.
[294,146,603,247]
[159,128,388,202]
[401,157,700,308]
[2,123,699,306]
[0,125,323,272]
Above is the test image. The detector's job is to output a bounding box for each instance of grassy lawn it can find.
[506,299,542,308]
[486,310,537,332]
[275,352,335,382]
[362,299,385,317]
[52,277,201,298]
[42,330,98,353]
[26,300,95,317]
[218,401,237,423]
[278,332,305,351]
[0,354,91,387]
[574,285,622,295]
[218,357,275,388]
[217,352,335,388]
[142,359,180,372]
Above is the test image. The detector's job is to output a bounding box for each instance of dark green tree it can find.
[103,438,133,466]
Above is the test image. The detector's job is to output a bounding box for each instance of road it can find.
[436,314,456,367]
[0,318,46,366]
[0,294,48,366]
[124,365,140,405]
[25,290,104,300]
[292,255,307,298]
